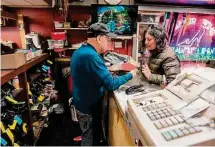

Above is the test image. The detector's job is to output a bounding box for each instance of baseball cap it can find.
[87,23,117,38]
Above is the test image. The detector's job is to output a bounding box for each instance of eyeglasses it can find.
[105,36,112,42]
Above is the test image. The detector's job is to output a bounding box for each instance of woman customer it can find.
[141,24,180,85]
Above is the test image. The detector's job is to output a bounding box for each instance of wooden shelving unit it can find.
[114,35,134,40]
[1,54,49,85]
[1,11,18,20]
[55,27,88,30]
[1,53,49,145]
[29,73,41,83]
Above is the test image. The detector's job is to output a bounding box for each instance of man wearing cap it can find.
[70,23,138,146]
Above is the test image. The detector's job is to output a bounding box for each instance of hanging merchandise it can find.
[168,12,179,44]
[176,13,187,47]
[163,12,170,31]
[182,13,190,35]
[64,0,69,21]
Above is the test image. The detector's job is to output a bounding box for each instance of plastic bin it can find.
[54,21,64,28]
[47,39,55,49]
[54,40,65,48]
[51,32,66,40]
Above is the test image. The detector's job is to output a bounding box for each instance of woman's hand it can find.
[142,64,151,80]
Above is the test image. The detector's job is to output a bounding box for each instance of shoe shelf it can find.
[1,53,49,145]
[55,57,71,62]
[1,53,49,85]
[32,84,55,145]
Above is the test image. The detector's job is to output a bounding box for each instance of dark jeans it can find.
[76,110,93,146]
[76,100,103,146]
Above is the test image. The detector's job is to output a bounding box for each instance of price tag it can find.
[42,65,50,70]
[47,60,53,65]
[6,129,14,145]
[44,78,50,81]
[0,121,6,133]
[5,96,18,104]
[14,115,22,125]
[42,67,47,72]
[22,123,27,134]
[0,137,7,146]
[14,143,19,147]
[38,95,45,102]
[8,120,17,130]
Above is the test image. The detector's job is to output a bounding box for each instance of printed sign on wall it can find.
[169,13,215,61]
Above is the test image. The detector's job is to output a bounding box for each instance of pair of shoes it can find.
[78,19,90,28]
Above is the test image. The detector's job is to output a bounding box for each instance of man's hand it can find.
[130,69,138,78]
[142,64,151,80]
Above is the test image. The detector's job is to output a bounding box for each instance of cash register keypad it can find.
[146,107,180,121]
[154,115,185,129]
[142,102,170,112]
[142,101,203,142]
[161,126,202,141]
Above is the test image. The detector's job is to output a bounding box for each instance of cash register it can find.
[126,70,215,146]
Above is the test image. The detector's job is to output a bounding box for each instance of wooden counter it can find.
[108,74,160,146]
[108,94,135,146]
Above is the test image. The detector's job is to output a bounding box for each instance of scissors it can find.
[125,84,145,95]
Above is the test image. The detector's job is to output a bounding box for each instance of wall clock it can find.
[104,0,122,5]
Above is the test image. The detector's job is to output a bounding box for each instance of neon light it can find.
[175,18,196,30]
[176,19,215,53]
[202,19,215,36]
[177,28,205,48]
[175,18,215,36]
[175,21,182,30]
[172,47,215,60]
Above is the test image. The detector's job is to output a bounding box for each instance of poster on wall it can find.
[91,5,138,35]
[169,13,215,61]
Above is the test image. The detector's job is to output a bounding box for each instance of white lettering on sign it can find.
[174,46,197,55]
[175,18,215,36]
[202,19,215,36]
[189,18,196,25]
[178,29,205,48]
[175,18,197,30]
[201,48,215,55]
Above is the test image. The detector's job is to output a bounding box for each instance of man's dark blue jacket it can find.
[70,43,132,114]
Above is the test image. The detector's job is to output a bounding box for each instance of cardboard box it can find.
[1,52,26,69]
[16,50,32,61]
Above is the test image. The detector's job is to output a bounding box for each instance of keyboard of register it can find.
[141,101,202,141]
